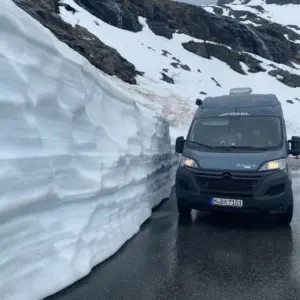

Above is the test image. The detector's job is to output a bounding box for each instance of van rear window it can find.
[188,116,282,149]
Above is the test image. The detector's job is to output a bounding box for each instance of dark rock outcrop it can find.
[13,0,140,84]
[288,25,300,31]
[265,0,300,4]
[212,6,223,15]
[181,64,191,71]
[171,62,179,68]
[223,6,269,25]
[213,6,300,65]
[161,49,171,56]
[256,23,300,42]
[249,5,265,13]
[182,41,266,74]
[60,3,77,13]
[268,69,300,87]
[217,0,237,4]
[170,62,191,71]
[73,0,143,32]
[161,72,174,84]
[211,77,221,87]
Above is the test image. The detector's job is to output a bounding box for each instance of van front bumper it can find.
[175,166,293,213]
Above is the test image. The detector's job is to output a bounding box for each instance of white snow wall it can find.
[0,2,177,299]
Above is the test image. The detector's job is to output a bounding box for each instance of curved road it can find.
[47,159,300,300]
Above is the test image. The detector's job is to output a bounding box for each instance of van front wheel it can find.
[277,199,293,225]
[177,200,191,216]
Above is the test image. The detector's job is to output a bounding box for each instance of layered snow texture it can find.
[0,2,177,299]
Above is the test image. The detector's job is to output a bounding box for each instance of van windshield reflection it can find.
[187,116,282,151]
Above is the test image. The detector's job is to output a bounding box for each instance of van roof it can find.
[195,93,283,118]
[202,93,279,108]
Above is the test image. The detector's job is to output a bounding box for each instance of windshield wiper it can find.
[214,146,235,151]
[215,145,269,150]
[188,141,216,150]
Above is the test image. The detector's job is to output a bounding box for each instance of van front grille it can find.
[196,173,263,193]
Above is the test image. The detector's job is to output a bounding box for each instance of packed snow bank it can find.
[0,2,177,299]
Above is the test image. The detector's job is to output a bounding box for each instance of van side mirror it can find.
[195,98,203,106]
[175,136,185,153]
[288,136,300,156]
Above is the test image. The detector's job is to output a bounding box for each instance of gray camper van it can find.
[175,88,300,224]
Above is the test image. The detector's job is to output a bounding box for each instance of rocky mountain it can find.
[70,0,300,65]
[13,0,300,88]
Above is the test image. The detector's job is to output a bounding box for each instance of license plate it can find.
[210,198,243,207]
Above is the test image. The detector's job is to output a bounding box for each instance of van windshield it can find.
[187,116,283,150]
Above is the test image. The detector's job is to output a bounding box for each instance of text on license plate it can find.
[210,198,243,207]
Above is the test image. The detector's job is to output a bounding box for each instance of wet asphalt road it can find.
[47,159,300,300]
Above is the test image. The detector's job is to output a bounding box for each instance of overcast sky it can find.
[175,0,218,5]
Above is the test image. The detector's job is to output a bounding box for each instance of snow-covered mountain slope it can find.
[205,0,300,29]
[57,0,300,136]
[0,1,178,300]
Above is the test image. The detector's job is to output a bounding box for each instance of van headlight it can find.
[180,156,199,168]
[258,158,287,171]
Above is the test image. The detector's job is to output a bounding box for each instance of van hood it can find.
[183,146,286,172]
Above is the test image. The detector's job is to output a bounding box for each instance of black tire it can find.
[177,201,191,216]
[277,198,293,225]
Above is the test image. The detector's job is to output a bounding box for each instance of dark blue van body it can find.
[175,90,300,224]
